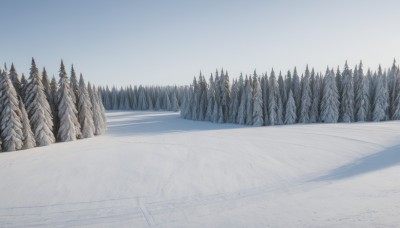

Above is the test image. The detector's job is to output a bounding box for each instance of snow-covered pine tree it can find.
[24,58,55,146]
[18,96,36,149]
[388,60,398,118]
[221,70,230,122]
[340,61,355,122]
[50,76,59,136]
[261,73,269,125]
[284,89,296,125]
[191,77,199,120]
[298,66,311,123]
[268,69,281,125]
[171,92,179,112]
[320,68,340,123]
[309,71,321,123]
[292,67,301,120]
[372,66,388,122]
[20,73,27,101]
[57,60,80,141]
[245,76,253,125]
[237,76,247,125]
[205,74,214,121]
[230,79,239,123]
[211,94,219,123]
[41,67,52,103]
[0,70,24,151]
[354,62,370,122]
[278,72,287,108]
[392,68,400,120]
[70,65,79,106]
[252,74,264,126]
[78,74,95,138]
[9,63,21,97]
[94,85,107,134]
[336,66,342,105]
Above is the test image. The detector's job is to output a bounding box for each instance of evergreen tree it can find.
[57,60,80,141]
[171,92,179,112]
[284,89,296,125]
[9,63,21,97]
[310,72,321,123]
[252,75,264,126]
[292,67,301,120]
[70,65,79,106]
[340,61,355,122]
[42,67,52,103]
[50,76,59,136]
[298,66,311,123]
[0,70,24,151]
[320,68,340,123]
[24,58,55,146]
[372,66,388,121]
[18,96,36,149]
[354,62,370,122]
[237,76,247,124]
[268,69,280,125]
[245,77,253,125]
[78,74,95,138]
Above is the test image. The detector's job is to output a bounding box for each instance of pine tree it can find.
[78,74,95,138]
[320,68,340,123]
[230,80,239,123]
[9,63,21,97]
[392,69,400,120]
[252,75,264,126]
[19,96,36,149]
[310,72,321,123]
[340,61,355,122]
[42,67,52,102]
[0,70,24,151]
[245,77,253,125]
[354,62,370,122]
[70,65,79,106]
[20,73,28,101]
[24,58,55,146]
[57,60,80,141]
[171,92,179,112]
[237,76,247,125]
[269,69,281,125]
[372,66,388,122]
[292,67,301,120]
[284,90,296,125]
[298,66,312,123]
[50,76,59,136]
[205,74,214,121]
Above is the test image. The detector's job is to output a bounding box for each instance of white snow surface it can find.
[1,111,400,227]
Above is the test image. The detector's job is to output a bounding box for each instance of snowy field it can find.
[1,111,400,227]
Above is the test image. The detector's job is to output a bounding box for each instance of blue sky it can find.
[1,0,399,86]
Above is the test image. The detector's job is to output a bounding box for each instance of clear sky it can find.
[1,0,399,86]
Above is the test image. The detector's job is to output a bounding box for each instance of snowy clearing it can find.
[0,111,400,227]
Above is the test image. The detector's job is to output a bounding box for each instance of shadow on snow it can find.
[314,144,400,181]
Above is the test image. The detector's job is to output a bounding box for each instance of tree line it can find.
[180,60,400,126]
[0,58,106,152]
[99,85,183,112]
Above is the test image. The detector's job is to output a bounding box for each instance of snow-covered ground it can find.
[1,111,400,227]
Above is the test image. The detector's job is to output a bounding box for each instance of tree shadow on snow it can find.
[106,111,246,136]
[314,144,400,181]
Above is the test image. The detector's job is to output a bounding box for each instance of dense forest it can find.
[0,59,106,152]
[100,60,400,127]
